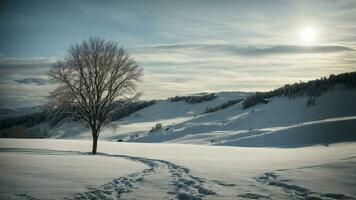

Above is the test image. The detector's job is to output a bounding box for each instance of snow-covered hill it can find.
[22,85,356,148]
[1,83,356,200]
[133,85,356,147]
[25,91,248,140]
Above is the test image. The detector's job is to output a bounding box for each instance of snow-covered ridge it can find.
[131,86,356,147]
[24,91,250,140]
[7,85,355,148]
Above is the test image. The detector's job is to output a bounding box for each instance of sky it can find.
[1,0,356,108]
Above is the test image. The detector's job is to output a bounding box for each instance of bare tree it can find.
[48,37,143,154]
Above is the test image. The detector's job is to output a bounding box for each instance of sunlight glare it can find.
[300,27,317,43]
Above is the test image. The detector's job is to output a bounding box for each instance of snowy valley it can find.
[1,80,356,199]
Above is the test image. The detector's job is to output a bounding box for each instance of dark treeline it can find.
[242,71,356,109]
[203,98,244,114]
[109,100,155,121]
[0,100,156,132]
[169,93,217,104]
[0,110,51,131]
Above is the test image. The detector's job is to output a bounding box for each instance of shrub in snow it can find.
[149,123,162,133]
[129,134,137,140]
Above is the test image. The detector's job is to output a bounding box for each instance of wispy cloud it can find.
[1,0,356,108]
[14,78,53,85]
[130,43,356,100]
[0,56,56,108]
[132,44,355,57]
[1,42,356,108]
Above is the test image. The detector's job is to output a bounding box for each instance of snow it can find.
[27,87,356,148]
[0,147,147,199]
[1,139,356,199]
[24,87,356,149]
[132,86,356,147]
[39,91,249,141]
[1,87,356,199]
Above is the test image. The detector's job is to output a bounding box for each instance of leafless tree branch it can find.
[48,37,143,154]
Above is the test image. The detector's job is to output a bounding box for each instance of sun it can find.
[300,27,317,43]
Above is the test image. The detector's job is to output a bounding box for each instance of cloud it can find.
[0,56,56,79]
[129,43,356,100]
[14,78,53,85]
[0,56,57,65]
[1,43,356,108]
[0,79,56,108]
[0,56,57,108]
[132,44,355,57]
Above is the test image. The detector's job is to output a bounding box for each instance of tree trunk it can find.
[92,130,98,154]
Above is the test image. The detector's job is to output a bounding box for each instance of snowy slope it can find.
[133,86,356,147]
[1,139,355,199]
[34,91,249,140]
[17,86,356,147]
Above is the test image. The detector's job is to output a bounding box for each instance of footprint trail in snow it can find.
[1,148,218,200]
